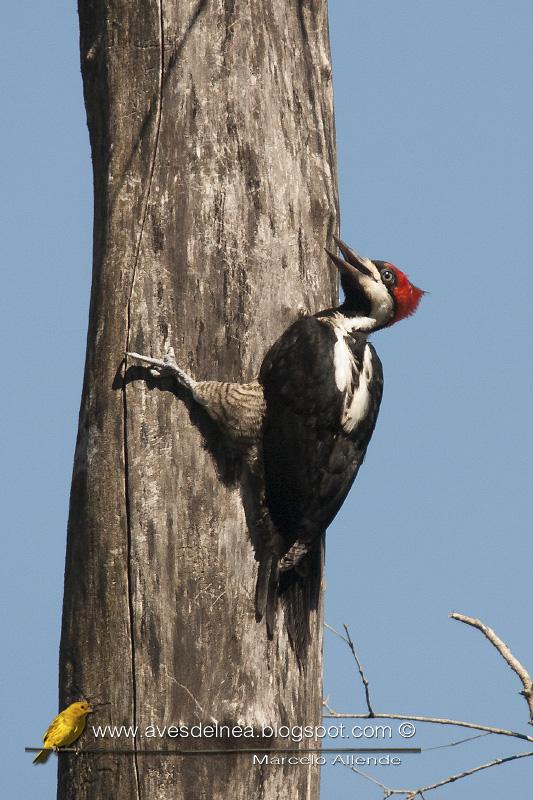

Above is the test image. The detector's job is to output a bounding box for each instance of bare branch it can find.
[450,612,533,724]
[402,749,533,798]
[343,750,533,799]
[323,709,533,743]
[325,623,374,716]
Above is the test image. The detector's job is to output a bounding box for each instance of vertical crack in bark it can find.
[121,407,142,800]
[123,3,165,798]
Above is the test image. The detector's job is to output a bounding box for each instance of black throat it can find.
[338,289,372,319]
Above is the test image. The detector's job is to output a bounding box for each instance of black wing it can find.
[259,315,383,558]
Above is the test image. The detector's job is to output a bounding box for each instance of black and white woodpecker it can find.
[127,238,423,647]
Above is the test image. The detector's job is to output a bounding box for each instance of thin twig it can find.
[343,762,393,793]
[423,731,491,751]
[450,612,533,724]
[325,623,375,716]
[343,624,375,717]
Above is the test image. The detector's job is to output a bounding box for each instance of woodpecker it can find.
[127,238,423,652]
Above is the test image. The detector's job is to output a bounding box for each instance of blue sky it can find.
[2,2,532,798]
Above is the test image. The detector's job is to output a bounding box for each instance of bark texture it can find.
[59,1,338,798]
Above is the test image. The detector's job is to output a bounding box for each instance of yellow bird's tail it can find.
[33,749,51,764]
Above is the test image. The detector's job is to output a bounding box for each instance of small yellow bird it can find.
[33,701,93,764]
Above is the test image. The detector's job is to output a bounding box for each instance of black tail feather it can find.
[255,540,323,661]
[255,554,279,638]
[255,553,272,623]
[265,558,280,637]
[279,546,322,663]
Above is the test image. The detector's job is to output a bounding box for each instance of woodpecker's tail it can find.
[255,544,323,661]
[279,546,323,662]
[33,749,51,765]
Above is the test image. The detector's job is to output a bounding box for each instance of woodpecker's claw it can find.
[126,351,176,374]
[126,351,165,369]
[126,351,197,391]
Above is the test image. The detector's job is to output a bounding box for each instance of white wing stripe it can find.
[341,344,373,434]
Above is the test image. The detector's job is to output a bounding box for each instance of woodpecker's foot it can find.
[126,350,197,391]
[279,539,309,572]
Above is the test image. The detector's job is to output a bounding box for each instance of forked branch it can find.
[325,615,533,798]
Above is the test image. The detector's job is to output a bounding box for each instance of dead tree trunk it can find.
[59,1,338,798]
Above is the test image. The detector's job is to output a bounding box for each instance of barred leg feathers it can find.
[279,539,311,572]
[192,380,265,448]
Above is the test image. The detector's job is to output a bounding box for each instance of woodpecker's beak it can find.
[326,236,375,280]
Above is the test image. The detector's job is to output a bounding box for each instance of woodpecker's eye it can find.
[381,268,396,286]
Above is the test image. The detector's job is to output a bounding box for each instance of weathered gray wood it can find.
[59,1,338,797]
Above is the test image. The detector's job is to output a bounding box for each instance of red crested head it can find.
[377,262,425,325]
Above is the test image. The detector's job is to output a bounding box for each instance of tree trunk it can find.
[59,1,338,798]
